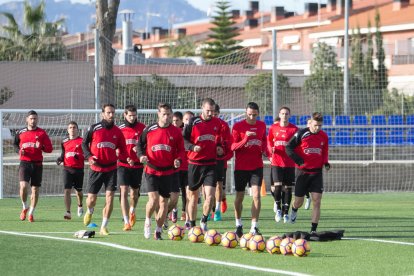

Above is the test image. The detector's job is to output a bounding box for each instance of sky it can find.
[0,0,320,13]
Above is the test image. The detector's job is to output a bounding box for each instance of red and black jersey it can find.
[14,127,53,162]
[82,120,127,172]
[118,120,146,169]
[217,118,233,168]
[183,116,222,166]
[176,124,189,171]
[231,120,269,171]
[59,136,84,169]
[268,122,298,168]
[286,128,329,172]
[137,123,185,176]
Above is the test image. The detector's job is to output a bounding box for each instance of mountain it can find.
[0,0,207,34]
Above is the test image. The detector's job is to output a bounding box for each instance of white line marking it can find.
[0,230,311,276]
[343,237,414,246]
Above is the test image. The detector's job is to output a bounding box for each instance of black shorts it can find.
[294,169,324,197]
[117,166,143,189]
[178,170,188,191]
[188,164,217,191]
[87,169,117,194]
[19,161,43,187]
[222,168,227,190]
[234,168,263,192]
[216,160,225,182]
[271,166,295,186]
[63,167,84,191]
[145,173,172,198]
[170,172,180,193]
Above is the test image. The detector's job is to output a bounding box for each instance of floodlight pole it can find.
[94,28,100,122]
[0,110,3,199]
[343,0,350,115]
[272,29,278,119]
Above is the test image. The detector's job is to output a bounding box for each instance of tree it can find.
[0,87,14,105]
[202,0,242,63]
[167,37,197,57]
[350,26,364,78]
[375,10,388,91]
[96,0,120,105]
[245,73,291,116]
[0,0,66,61]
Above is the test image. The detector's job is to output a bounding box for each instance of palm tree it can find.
[0,0,66,61]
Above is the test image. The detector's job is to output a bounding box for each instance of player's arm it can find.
[137,127,148,163]
[56,141,64,165]
[261,126,271,158]
[174,130,185,168]
[82,127,93,160]
[41,132,53,153]
[183,119,195,151]
[13,131,20,153]
[323,133,330,170]
[230,125,248,151]
[267,125,275,154]
[285,130,304,166]
[116,130,128,163]
[223,124,234,161]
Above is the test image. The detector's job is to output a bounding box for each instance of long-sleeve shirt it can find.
[59,136,84,169]
[268,122,298,168]
[137,123,185,176]
[285,128,329,172]
[118,120,146,169]
[82,120,127,172]
[14,127,53,163]
[231,119,269,171]
[183,116,222,166]
[217,118,233,165]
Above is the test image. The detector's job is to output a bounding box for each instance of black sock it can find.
[273,186,282,209]
[190,220,196,227]
[282,187,292,215]
[292,207,298,212]
[67,210,71,213]
[78,204,82,207]
[201,214,208,223]
[311,223,318,232]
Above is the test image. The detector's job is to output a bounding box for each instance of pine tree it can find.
[375,10,388,91]
[363,19,375,89]
[202,0,242,62]
[350,26,365,79]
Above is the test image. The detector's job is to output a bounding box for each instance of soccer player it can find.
[56,121,84,220]
[82,104,128,236]
[14,110,53,222]
[286,112,330,233]
[211,104,232,221]
[137,103,185,240]
[268,107,298,223]
[231,102,270,237]
[183,111,195,125]
[183,98,223,231]
[304,118,312,210]
[118,105,146,231]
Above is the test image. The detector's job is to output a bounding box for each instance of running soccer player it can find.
[286,112,330,233]
[211,104,232,221]
[268,107,298,223]
[56,121,85,220]
[183,98,223,231]
[14,110,53,222]
[118,105,146,231]
[231,102,270,237]
[138,103,185,240]
[82,104,128,236]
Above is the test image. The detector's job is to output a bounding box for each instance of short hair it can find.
[246,102,259,112]
[279,106,291,114]
[214,104,220,113]
[27,110,37,117]
[184,111,195,117]
[158,102,172,112]
[201,98,215,107]
[124,104,137,113]
[68,121,79,129]
[102,103,115,112]
[311,112,323,122]
[173,111,183,120]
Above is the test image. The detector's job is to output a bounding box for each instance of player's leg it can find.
[249,168,263,234]
[233,170,247,237]
[144,173,159,239]
[155,176,172,240]
[28,164,42,222]
[19,181,30,220]
[100,170,117,235]
[84,170,102,226]
[290,170,307,224]
[213,181,223,221]
[281,167,295,223]
[63,169,73,220]
[305,190,311,210]
[179,171,188,221]
[220,168,228,213]
[118,167,131,230]
[166,172,180,225]
[187,164,203,227]
[199,165,216,231]
[309,172,324,233]
[129,167,143,227]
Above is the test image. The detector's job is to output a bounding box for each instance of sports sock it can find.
[155,226,162,233]
[123,215,129,224]
[292,207,298,212]
[173,208,177,212]
[273,185,282,210]
[215,201,221,211]
[190,220,196,227]
[145,217,151,225]
[78,204,83,207]
[251,221,258,229]
[66,210,71,213]
[129,207,135,213]
[87,207,94,214]
[102,218,108,228]
[22,202,28,210]
[311,223,318,232]
[201,214,208,223]
[28,207,35,215]
[236,218,242,227]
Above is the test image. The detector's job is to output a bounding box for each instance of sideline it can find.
[0,230,311,276]
[343,237,414,246]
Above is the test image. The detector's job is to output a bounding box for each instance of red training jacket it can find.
[14,127,53,163]
[268,122,298,168]
[60,136,84,169]
[118,120,146,169]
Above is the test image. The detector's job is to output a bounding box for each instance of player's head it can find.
[201,98,215,121]
[278,106,291,124]
[124,104,137,124]
[213,104,220,117]
[245,102,259,124]
[172,111,183,128]
[307,118,312,127]
[67,121,79,138]
[26,110,38,129]
[183,111,194,125]
[309,112,323,134]
[101,104,115,124]
[157,102,172,126]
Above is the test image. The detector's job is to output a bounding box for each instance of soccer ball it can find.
[239,233,253,250]
[280,237,295,255]
[221,231,239,248]
[266,235,283,254]
[188,226,204,243]
[205,229,222,246]
[292,239,311,257]
[248,234,266,252]
[167,225,185,241]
